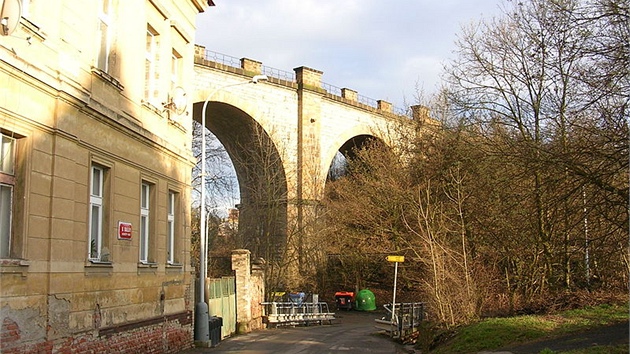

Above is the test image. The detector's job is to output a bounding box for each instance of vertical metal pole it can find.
[195,98,211,343]
[193,76,268,343]
[200,100,207,309]
[583,187,590,285]
[391,261,398,327]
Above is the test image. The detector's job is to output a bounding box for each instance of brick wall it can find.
[0,312,193,354]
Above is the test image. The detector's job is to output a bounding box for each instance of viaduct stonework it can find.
[192,46,428,285]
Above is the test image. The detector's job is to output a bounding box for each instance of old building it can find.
[0,0,213,352]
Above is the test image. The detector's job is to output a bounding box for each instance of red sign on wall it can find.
[118,221,132,240]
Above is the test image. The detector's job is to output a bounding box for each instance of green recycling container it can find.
[355,289,376,311]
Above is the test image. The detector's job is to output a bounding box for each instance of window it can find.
[171,50,182,92]
[88,165,105,261]
[139,182,151,263]
[0,134,15,258]
[0,132,26,260]
[22,0,31,17]
[0,134,15,177]
[167,191,177,264]
[0,184,12,258]
[144,25,160,103]
[96,0,113,72]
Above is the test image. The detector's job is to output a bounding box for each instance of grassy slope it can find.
[430,303,628,354]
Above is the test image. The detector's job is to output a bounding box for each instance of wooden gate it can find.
[205,277,236,338]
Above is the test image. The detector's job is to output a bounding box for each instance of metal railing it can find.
[200,49,409,115]
[261,301,336,327]
[374,302,425,340]
[262,65,296,82]
[203,50,242,68]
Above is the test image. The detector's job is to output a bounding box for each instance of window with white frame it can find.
[167,191,176,264]
[139,182,151,263]
[89,165,105,261]
[171,50,182,92]
[145,25,160,103]
[96,0,113,72]
[0,134,16,258]
[22,0,31,17]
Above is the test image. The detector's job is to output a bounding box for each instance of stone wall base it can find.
[0,311,193,354]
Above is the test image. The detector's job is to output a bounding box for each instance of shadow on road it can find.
[180,309,410,353]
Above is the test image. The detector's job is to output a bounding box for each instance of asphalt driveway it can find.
[179,309,409,354]
[179,312,628,353]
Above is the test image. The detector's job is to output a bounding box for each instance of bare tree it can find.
[444,0,628,295]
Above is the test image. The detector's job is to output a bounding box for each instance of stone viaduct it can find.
[191,45,428,283]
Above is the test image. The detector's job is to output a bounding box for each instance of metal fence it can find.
[374,302,426,340]
[200,49,410,116]
[261,301,336,327]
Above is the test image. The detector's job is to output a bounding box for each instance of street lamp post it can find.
[194,74,268,344]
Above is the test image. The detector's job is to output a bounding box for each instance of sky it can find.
[195,0,505,110]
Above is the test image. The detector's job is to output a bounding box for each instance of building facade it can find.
[0,0,211,352]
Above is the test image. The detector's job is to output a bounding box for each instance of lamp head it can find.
[251,75,269,84]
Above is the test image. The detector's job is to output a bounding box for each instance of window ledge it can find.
[87,259,113,266]
[85,260,113,276]
[0,259,31,277]
[138,262,158,275]
[0,258,30,267]
[142,100,165,116]
[168,118,186,132]
[0,259,30,275]
[166,263,183,273]
[20,18,47,42]
[138,262,158,272]
[91,67,124,91]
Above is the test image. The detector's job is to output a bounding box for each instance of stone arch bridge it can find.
[191,45,428,281]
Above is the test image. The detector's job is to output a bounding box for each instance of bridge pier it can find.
[293,66,327,286]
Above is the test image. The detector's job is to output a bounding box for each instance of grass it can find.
[430,303,628,353]
[550,345,628,354]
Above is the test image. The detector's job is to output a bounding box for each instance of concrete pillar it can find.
[342,88,358,102]
[411,105,430,122]
[250,257,266,331]
[378,100,393,114]
[240,58,262,76]
[194,44,206,61]
[231,249,252,333]
[292,66,326,286]
[295,66,324,92]
[231,249,265,333]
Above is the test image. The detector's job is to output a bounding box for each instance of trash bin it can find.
[334,291,354,310]
[288,292,305,306]
[355,289,376,311]
[208,316,222,347]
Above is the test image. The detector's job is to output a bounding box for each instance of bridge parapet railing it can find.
[200,49,296,82]
[199,48,410,117]
[202,50,242,68]
[321,82,379,109]
[261,301,336,327]
[261,65,296,83]
[374,302,426,340]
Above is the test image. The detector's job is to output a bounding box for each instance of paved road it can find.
[179,310,409,354]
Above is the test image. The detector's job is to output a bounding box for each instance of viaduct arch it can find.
[191,46,428,283]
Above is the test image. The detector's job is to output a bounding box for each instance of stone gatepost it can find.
[231,249,265,333]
